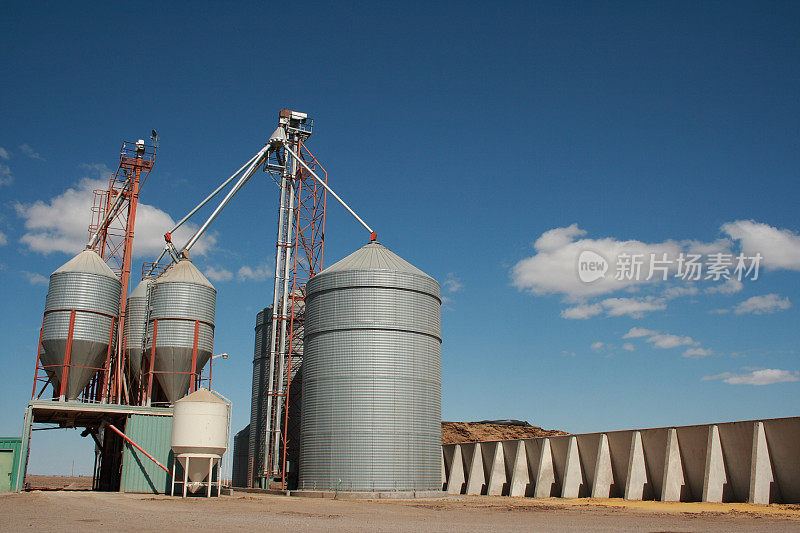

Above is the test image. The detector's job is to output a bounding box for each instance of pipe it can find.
[271,147,298,474]
[263,171,290,478]
[144,150,263,276]
[282,144,374,235]
[170,151,261,235]
[180,146,269,254]
[105,423,171,474]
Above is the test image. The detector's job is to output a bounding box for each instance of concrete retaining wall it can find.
[441,417,799,503]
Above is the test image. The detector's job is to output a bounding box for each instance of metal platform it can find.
[28,399,172,427]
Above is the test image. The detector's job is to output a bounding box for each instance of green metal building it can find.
[119,414,174,493]
[0,437,23,492]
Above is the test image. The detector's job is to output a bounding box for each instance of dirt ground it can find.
[441,422,567,444]
[2,490,799,532]
[25,475,93,490]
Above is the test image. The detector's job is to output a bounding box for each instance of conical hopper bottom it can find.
[178,455,220,487]
[126,348,143,383]
[41,339,109,399]
[154,347,211,403]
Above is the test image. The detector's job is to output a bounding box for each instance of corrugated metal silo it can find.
[124,278,152,381]
[41,249,121,399]
[300,241,442,492]
[145,259,216,403]
[248,306,271,486]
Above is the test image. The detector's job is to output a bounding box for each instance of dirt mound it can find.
[442,422,567,444]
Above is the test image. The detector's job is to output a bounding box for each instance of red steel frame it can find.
[277,139,327,487]
[31,140,155,404]
[143,317,215,406]
[31,308,116,401]
[88,141,155,403]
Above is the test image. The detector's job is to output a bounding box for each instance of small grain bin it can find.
[300,241,442,492]
[145,259,216,403]
[170,388,231,496]
[124,278,152,382]
[41,249,121,399]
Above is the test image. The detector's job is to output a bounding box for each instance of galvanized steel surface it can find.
[232,425,250,488]
[300,242,442,492]
[145,259,216,403]
[41,250,121,399]
[248,307,270,486]
[124,279,152,380]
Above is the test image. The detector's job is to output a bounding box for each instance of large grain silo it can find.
[300,241,442,492]
[247,306,271,486]
[145,258,216,403]
[41,249,121,399]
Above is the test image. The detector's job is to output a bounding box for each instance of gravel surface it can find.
[2,491,799,532]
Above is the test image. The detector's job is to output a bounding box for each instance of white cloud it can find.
[722,220,800,271]
[622,327,700,349]
[21,271,49,285]
[204,266,233,282]
[622,343,635,352]
[734,294,791,315]
[702,368,800,386]
[662,285,699,299]
[0,230,7,246]
[705,278,743,295]
[14,174,214,258]
[443,273,463,293]
[563,297,665,319]
[602,297,666,318]
[623,327,655,339]
[647,333,699,349]
[683,347,713,358]
[0,147,9,159]
[512,221,800,319]
[710,308,731,314]
[0,164,12,186]
[237,262,271,282]
[561,303,602,319]
[510,224,738,303]
[19,143,43,160]
[590,341,604,352]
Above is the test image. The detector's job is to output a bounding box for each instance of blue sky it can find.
[1,1,799,475]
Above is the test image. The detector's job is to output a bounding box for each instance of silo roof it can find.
[320,241,432,279]
[130,279,152,298]
[53,249,118,279]
[157,259,214,288]
[177,388,228,404]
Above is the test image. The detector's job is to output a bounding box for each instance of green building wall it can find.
[119,414,174,494]
[0,437,23,492]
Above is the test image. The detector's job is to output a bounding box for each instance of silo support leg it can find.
[207,457,212,497]
[183,458,188,498]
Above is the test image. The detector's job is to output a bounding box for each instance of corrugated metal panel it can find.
[232,425,250,487]
[0,437,23,492]
[124,279,152,379]
[300,241,442,492]
[119,414,174,494]
[248,307,269,486]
